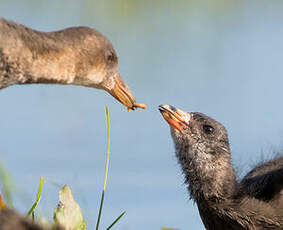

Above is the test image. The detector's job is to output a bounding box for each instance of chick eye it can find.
[203,125,214,134]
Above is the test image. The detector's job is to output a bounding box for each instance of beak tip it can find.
[159,104,173,112]
[133,103,147,110]
[111,73,146,111]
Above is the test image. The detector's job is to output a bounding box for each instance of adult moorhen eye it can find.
[106,51,115,63]
[203,125,214,134]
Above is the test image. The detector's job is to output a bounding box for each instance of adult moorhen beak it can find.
[110,73,147,111]
[159,104,190,132]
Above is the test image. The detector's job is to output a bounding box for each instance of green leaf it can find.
[107,211,126,230]
[54,185,86,230]
[27,177,44,217]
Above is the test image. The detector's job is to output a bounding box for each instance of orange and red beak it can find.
[159,104,190,132]
[110,73,146,111]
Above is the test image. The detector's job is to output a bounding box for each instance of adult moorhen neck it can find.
[159,104,283,230]
[0,17,146,110]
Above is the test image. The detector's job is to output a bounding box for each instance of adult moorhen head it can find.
[0,17,146,111]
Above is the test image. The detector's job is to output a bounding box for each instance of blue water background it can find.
[1,1,283,229]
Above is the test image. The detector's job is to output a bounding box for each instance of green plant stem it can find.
[95,106,110,230]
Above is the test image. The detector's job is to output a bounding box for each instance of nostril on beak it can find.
[169,105,177,112]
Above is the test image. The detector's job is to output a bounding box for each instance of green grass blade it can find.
[107,211,126,230]
[95,190,105,230]
[0,162,14,207]
[27,177,44,217]
[103,106,110,191]
[31,211,35,221]
[95,106,110,230]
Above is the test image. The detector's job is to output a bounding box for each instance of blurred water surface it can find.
[1,0,283,229]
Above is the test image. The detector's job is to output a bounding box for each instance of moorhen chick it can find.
[159,104,283,230]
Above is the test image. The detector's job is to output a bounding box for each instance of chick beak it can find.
[159,104,190,132]
[109,73,147,111]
